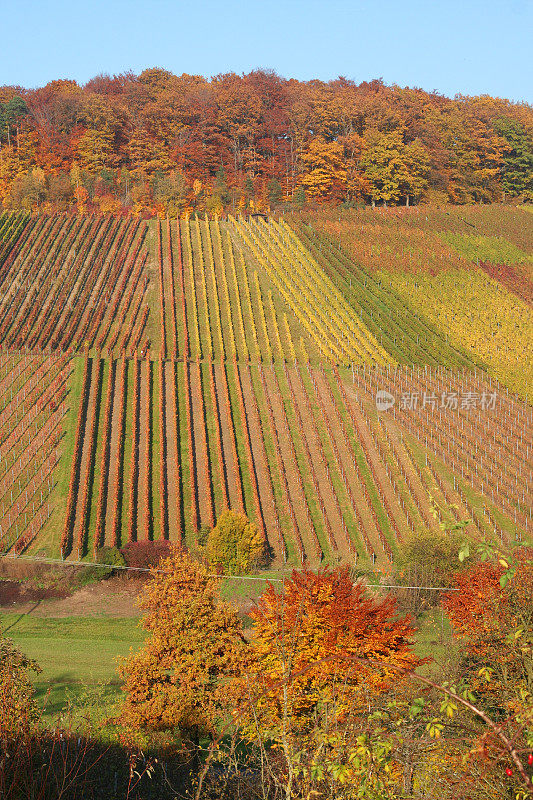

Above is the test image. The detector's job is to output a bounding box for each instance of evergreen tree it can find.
[493,117,533,197]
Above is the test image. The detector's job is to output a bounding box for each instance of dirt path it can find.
[239,364,283,564]
[0,576,146,618]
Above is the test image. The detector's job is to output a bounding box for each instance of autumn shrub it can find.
[442,546,533,695]
[0,636,40,740]
[205,509,265,574]
[120,540,172,572]
[393,528,473,614]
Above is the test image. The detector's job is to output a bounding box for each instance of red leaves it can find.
[240,567,421,737]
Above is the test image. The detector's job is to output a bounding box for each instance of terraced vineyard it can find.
[0,211,530,569]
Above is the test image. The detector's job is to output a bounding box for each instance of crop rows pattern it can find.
[0,213,529,568]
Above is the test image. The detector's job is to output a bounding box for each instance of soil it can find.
[0,575,146,618]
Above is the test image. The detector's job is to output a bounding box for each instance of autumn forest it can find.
[1,68,532,215]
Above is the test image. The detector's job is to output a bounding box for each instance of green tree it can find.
[493,117,533,198]
[267,177,283,205]
[0,96,28,146]
[213,166,230,204]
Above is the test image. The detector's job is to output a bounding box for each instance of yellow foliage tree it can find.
[118,549,246,748]
[206,509,264,574]
[360,129,429,206]
[300,136,347,201]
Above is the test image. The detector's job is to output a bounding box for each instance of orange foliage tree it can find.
[443,547,533,694]
[235,567,421,747]
[118,549,246,750]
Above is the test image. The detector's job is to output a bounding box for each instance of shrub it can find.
[120,540,173,573]
[205,509,264,575]
[393,528,473,614]
[74,547,127,586]
[0,636,40,739]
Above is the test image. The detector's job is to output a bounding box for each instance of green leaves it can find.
[458,542,470,563]
[409,697,425,717]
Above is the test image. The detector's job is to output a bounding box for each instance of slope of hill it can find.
[0,209,530,568]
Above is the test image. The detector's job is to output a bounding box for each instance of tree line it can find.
[0,69,532,214]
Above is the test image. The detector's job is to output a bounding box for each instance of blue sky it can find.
[1,0,531,102]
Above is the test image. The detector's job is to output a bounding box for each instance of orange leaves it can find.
[443,553,533,649]
[300,136,347,201]
[238,567,421,742]
[118,549,245,736]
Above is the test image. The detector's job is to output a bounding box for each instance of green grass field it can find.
[1,614,145,719]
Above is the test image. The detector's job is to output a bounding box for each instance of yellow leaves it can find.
[205,509,264,575]
[117,549,246,735]
[300,136,347,201]
[427,719,445,738]
[384,267,533,401]
[232,216,393,367]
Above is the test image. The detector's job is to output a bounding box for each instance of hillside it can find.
[0,207,531,569]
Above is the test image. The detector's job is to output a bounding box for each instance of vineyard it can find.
[0,209,531,569]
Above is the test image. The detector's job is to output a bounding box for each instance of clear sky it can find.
[1,0,531,103]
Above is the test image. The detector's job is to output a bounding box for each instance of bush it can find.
[393,528,473,614]
[0,636,40,739]
[74,547,126,587]
[120,540,173,573]
[205,510,264,575]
